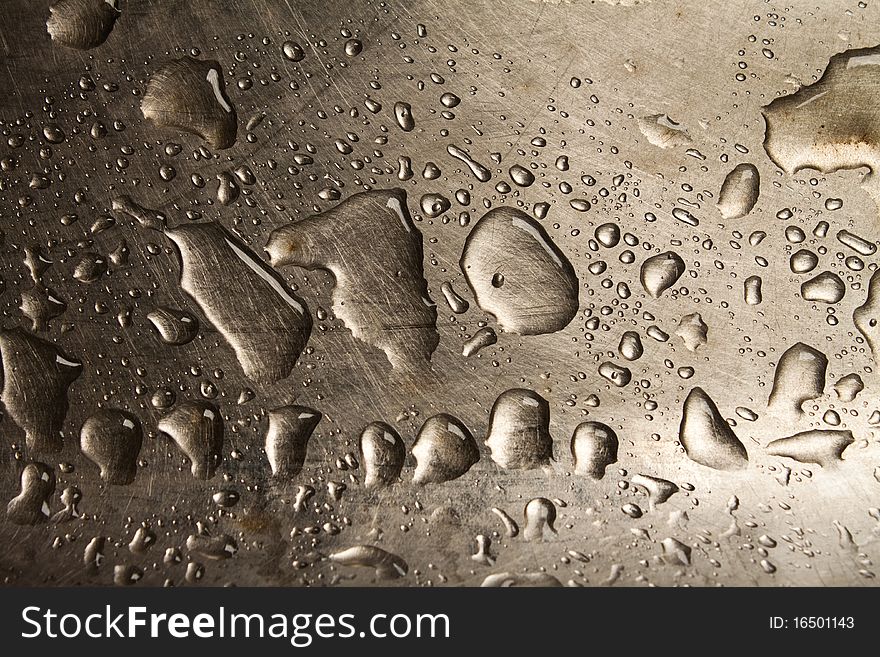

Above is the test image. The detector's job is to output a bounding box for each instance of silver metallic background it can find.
[1,0,879,586]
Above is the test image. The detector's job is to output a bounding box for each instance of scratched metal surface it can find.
[1,0,879,587]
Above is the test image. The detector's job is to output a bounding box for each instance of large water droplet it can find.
[640,251,685,299]
[147,306,199,346]
[7,462,55,525]
[164,219,312,384]
[158,401,224,479]
[480,572,562,587]
[637,114,691,148]
[679,387,749,470]
[801,271,845,303]
[461,207,578,335]
[484,388,553,469]
[359,422,405,488]
[80,409,143,485]
[330,545,408,579]
[523,497,557,541]
[411,413,479,484]
[716,163,760,219]
[264,406,322,477]
[834,373,864,402]
[267,189,437,370]
[393,101,415,132]
[141,57,237,149]
[766,430,854,467]
[0,328,82,453]
[854,269,880,359]
[46,0,120,50]
[763,45,880,209]
[618,330,643,360]
[570,421,618,479]
[767,342,827,419]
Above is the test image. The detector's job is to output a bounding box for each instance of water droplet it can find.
[141,57,237,149]
[631,473,679,508]
[570,421,618,479]
[638,114,691,148]
[83,536,105,573]
[768,342,827,419]
[717,163,760,219]
[595,222,621,248]
[411,414,479,484]
[216,171,240,206]
[836,229,877,256]
[485,388,553,470]
[640,251,685,298]
[491,507,519,537]
[46,0,120,50]
[440,92,460,108]
[854,269,880,359]
[461,207,578,335]
[421,192,451,217]
[0,328,82,453]
[282,40,305,62]
[766,430,854,467]
[112,195,166,231]
[73,253,106,283]
[834,373,864,402]
[359,422,405,488]
[186,533,238,560]
[676,312,708,351]
[265,406,322,477]
[523,497,557,541]
[393,101,415,132]
[744,275,763,305]
[763,45,880,210]
[158,401,224,479]
[790,249,819,274]
[161,219,312,383]
[7,462,55,525]
[267,189,437,370]
[330,545,408,579]
[509,164,535,187]
[462,326,497,357]
[147,306,199,346]
[598,361,632,387]
[113,564,143,586]
[679,387,749,470]
[801,271,845,304]
[735,407,759,422]
[440,281,469,313]
[446,144,492,182]
[618,330,643,361]
[80,409,143,485]
[343,38,363,57]
[481,572,562,587]
[129,525,156,554]
[661,537,691,565]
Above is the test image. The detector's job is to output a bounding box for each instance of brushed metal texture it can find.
[0,0,878,587]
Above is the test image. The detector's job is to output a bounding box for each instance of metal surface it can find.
[1,0,879,587]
